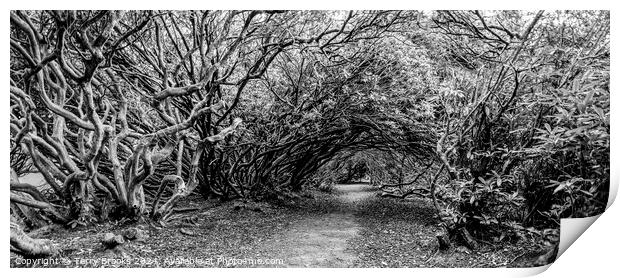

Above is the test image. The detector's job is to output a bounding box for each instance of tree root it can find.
[10,221,57,258]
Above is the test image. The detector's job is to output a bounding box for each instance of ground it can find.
[10,184,545,268]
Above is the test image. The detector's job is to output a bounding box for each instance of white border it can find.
[3,1,617,277]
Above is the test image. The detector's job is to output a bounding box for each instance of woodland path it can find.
[265,183,520,268]
[268,183,374,267]
[12,183,525,268]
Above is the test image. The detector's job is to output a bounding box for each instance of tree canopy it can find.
[10,10,609,258]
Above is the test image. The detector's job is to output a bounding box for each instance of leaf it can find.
[544,123,552,134]
[593,106,606,121]
[583,90,595,106]
[552,178,584,194]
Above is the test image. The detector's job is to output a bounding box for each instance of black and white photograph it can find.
[8,8,611,270]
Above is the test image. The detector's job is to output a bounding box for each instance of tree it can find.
[10,10,609,259]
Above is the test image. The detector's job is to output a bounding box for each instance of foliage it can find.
[9,10,609,255]
[426,10,609,243]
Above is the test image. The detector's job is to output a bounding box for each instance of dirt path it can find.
[270,183,374,267]
[269,183,519,268]
[12,182,534,268]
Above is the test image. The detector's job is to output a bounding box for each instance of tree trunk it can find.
[436,231,451,251]
[457,227,479,250]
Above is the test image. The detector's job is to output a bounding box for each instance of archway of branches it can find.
[10,10,435,231]
[10,10,609,260]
